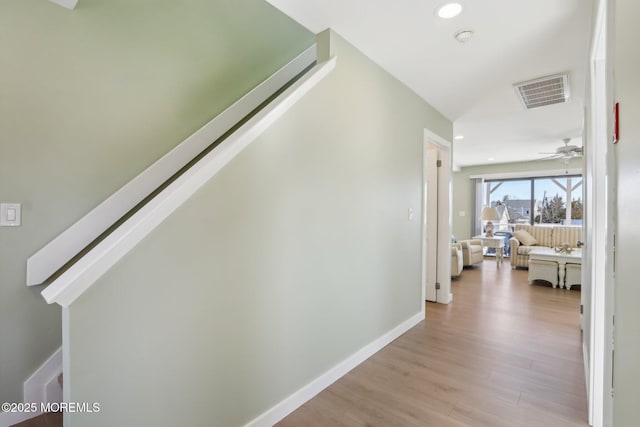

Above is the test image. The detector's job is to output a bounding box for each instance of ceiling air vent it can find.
[513,73,570,109]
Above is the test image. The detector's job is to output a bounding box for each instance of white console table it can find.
[472,235,505,266]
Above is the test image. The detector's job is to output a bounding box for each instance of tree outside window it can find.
[534,177,583,225]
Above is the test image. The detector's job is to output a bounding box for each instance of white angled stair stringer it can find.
[48,0,78,10]
[27,45,317,287]
[0,348,63,426]
[41,56,336,308]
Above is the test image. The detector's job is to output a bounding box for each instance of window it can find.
[484,179,532,230]
[482,174,582,230]
[533,177,583,225]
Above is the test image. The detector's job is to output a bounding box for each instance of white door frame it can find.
[588,0,615,425]
[422,129,452,305]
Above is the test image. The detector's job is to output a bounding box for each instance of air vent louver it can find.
[514,73,570,109]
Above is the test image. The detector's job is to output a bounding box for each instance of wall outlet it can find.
[459,211,466,217]
[1,203,21,226]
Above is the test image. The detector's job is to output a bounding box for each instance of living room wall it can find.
[0,0,313,405]
[452,158,583,240]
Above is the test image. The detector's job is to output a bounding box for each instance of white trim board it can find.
[243,311,425,427]
[583,340,590,399]
[587,0,614,424]
[27,45,317,287]
[0,347,62,427]
[469,168,582,180]
[23,347,62,406]
[41,56,336,307]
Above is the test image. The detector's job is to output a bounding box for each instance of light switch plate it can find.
[1,203,21,226]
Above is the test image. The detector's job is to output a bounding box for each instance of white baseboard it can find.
[0,347,63,427]
[2,314,424,427]
[244,311,425,427]
[583,340,590,398]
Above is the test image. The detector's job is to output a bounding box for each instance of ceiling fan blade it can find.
[535,139,583,162]
[537,154,561,160]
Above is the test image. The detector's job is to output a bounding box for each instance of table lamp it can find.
[480,206,500,237]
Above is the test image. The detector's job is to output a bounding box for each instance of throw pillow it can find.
[514,229,537,246]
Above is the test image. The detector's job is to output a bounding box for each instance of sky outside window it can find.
[488,178,583,204]
[488,180,530,202]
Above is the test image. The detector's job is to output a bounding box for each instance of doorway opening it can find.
[422,130,452,305]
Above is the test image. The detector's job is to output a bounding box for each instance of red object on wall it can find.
[613,102,620,144]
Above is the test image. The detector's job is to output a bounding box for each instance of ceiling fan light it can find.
[437,3,462,19]
[538,138,583,161]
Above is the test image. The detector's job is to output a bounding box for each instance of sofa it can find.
[509,224,582,269]
[451,243,463,278]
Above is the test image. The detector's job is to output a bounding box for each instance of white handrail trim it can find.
[27,45,317,286]
[41,56,336,307]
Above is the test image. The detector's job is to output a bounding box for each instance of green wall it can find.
[66,30,451,426]
[451,158,583,240]
[0,0,313,404]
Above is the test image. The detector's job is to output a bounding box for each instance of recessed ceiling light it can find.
[454,135,464,140]
[437,3,462,19]
[454,29,474,43]
[488,157,495,161]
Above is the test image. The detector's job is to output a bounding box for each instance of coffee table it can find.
[528,247,582,289]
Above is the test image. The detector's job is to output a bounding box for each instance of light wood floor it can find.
[278,261,588,427]
[11,412,61,427]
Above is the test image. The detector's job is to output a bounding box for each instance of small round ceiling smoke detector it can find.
[437,3,462,19]
[454,29,474,43]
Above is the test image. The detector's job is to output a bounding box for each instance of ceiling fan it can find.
[539,138,583,160]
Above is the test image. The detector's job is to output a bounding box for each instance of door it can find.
[422,130,452,305]
[425,146,439,302]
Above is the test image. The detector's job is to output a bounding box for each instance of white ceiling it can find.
[266,0,594,169]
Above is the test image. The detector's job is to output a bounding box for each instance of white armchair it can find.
[460,239,484,266]
[451,243,463,277]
